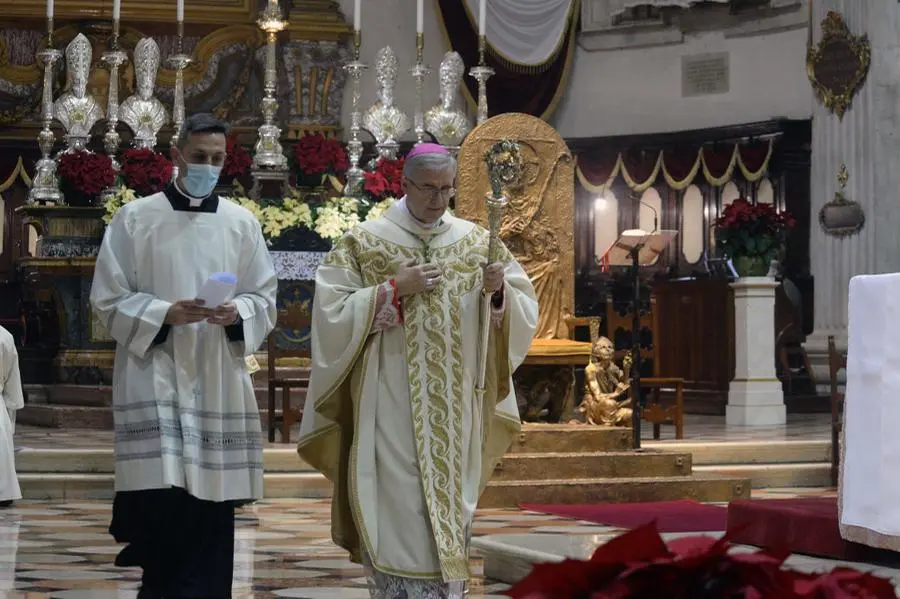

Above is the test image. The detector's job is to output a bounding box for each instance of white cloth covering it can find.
[0,325,22,503]
[89,192,278,503]
[840,273,900,550]
[463,0,575,66]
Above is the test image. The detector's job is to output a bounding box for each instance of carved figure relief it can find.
[54,34,104,150]
[457,114,575,339]
[581,336,632,427]
[120,38,169,149]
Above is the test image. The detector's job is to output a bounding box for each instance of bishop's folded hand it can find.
[395,259,442,297]
[164,299,213,325]
[482,262,505,294]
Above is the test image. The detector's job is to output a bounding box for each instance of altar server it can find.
[90,113,277,598]
[298,143,539,598]
[0,325,23,508]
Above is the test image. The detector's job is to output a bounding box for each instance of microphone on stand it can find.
[629,191,658,234]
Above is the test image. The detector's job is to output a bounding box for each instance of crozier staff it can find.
[298,143,539,598]
[90,113,277,598]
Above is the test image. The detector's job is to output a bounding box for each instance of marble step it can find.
[510,424,633,454]
[17,472,331,502]
[647,439,831,466]
[14,447,311,474]
[479,473,751,508]
[693,463,832,489]
[494,450,692,481]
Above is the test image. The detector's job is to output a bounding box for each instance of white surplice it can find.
[89,193,277,503]
[298,203,539,584]
[0,326,22,503]
[839,273,900,550]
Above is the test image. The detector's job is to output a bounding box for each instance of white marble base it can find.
[726,277,785,427]
[472,532,900,589]
[726,380,787,426]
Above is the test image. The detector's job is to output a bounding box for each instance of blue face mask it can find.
[181,163,222,198]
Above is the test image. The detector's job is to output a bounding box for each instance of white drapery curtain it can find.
[607,0,729,20]
[462,0,576,66]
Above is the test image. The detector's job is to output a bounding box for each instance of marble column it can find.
[727,278,786,426]
[807,0,900,365]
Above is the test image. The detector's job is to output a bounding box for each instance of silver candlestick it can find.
[168,21,192,154]
[468,35,494,125]
[409,33,430,143]
[344,30,368,197]
[101,22,128,171]
[252,1,288,172]
[29,22,63,205]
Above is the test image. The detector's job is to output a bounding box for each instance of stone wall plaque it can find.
[681,52,730,97]
[807,10,870,119]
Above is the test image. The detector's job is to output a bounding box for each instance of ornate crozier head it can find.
[438,52,464,105]
[65,34,93,98]
[133,38,161,100]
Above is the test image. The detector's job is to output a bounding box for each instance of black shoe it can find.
[136,588,163,599]
[0,500,13,508]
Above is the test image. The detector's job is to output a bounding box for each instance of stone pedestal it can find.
[726,277,786,426]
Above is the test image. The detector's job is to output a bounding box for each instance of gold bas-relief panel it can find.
[456,113,574,340]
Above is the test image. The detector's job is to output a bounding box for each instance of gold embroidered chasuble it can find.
[297,204,538,582]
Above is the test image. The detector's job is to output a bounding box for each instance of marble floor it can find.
[0,488,839,599]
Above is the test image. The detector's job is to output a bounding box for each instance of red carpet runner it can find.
[520,500,728,533]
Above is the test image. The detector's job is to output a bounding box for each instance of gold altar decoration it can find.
[457,113,574,340]
[581,337,632,428]
[806,10,870,120]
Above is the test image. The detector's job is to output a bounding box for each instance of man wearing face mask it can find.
[90,113,277,599]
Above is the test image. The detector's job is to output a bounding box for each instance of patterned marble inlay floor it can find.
[0,499,621,598]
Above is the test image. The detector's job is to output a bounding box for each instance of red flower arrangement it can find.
[508,522,895,599]
[57,150,116,202]
[223,133,253,179]
[119,148,174,197]
[715,198,796,276]
[292,133,350,180]
[363,156,405,201]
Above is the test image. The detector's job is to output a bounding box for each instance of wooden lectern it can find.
[600,229,678,449]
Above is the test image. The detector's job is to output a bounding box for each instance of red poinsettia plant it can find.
[119,148,174,197]
[363,156,405,201]
[292,133,349,183]
[57,150,116,203]
[223,133,253,180]
[507,522,895,599]
[715,198,796,276]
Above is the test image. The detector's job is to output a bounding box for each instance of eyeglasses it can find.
[408,180,456,200]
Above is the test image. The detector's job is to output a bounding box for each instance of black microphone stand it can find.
[628,198,658,450]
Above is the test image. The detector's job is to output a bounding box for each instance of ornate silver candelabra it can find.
[425,52,471,156]
[344,30,368,197]
[167,21,192,152]
[252,2,289,172]
[364,46,409,159]
[29,21,63,204]
[101,22,128,170]
[409,33,430,143]
[468,36,494,125]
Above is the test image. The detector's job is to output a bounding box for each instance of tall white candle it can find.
[177,0,184,22]
[417,0,424,34]
[354,0,361,30]
[113,0,121,21]
[479,0,486,37]
[46,0,54,19]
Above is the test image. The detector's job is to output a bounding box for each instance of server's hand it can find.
[165,300,212,325]
[207,302,240,326]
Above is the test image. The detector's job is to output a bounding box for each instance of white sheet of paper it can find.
[196,272,237,308]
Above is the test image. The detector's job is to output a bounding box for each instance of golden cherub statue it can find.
[581,336,633,427]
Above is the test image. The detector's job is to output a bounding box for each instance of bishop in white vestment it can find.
[0,325,23,507]
[298,144,539,598]
[90,114,277,598]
